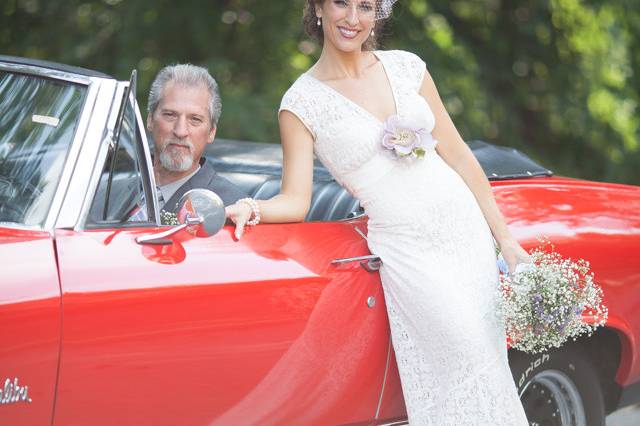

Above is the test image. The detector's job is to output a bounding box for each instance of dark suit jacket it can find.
[162,157,248,213]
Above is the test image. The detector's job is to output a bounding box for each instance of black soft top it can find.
[207,139,552,182]
[0,55,113,79]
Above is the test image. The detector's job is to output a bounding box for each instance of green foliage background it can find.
[1,0,638,183]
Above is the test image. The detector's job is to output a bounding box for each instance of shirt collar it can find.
[158,165,201,208]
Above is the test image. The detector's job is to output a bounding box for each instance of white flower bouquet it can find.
[497,242,608,354]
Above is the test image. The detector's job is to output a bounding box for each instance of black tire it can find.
[509,345,605,426]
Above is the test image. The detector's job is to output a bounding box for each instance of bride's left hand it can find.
[498,238,531,275]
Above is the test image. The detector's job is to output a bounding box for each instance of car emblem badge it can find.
[0,377,32,405]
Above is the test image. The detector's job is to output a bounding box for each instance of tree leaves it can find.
[2,0,638,183]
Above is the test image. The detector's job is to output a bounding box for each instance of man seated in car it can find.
[146,64,247,213]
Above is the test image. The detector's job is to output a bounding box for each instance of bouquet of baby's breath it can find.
[497,242,608,354]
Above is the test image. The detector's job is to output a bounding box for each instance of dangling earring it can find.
[317,17,321,26]
[371,29,375,37]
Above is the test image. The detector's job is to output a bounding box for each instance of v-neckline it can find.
[304,51,399,125]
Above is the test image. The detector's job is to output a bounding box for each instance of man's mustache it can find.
[163,139,194,152]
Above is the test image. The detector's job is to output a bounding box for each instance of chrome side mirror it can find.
[136,189,225,245]
[176,189,225,237]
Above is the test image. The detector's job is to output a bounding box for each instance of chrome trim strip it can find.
[43,80,100,230]
[338,210,365,221]
[56,79,119,229]
[135,99,161,225]
[331,254,380,264]
[375,338,393,419]
[354,225,368,241]
[0,62,93,85]
[0,223,47,232]
[378,421,409,426]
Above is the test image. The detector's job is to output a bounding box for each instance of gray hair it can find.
[148,64,222,127]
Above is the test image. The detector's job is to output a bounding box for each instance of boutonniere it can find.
[381,115,437,159]
[160,210,180,226]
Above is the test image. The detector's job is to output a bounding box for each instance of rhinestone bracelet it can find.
[238,197,261,226]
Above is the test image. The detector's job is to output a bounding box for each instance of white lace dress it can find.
[279,50,528,425]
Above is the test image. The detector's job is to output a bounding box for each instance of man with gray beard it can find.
[146,64,247,212]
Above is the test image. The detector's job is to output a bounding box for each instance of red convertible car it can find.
[1,56,640,426]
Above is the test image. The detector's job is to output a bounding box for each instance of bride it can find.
[226,0,530,424]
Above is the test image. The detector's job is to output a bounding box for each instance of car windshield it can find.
[0,71,86,226]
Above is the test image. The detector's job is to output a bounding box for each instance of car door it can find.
[52,78,390,426]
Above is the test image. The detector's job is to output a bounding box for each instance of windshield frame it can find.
[0,61,95,231]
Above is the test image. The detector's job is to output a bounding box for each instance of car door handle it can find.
[331,254,382,272]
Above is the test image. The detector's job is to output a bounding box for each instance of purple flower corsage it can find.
[381,115,437,159]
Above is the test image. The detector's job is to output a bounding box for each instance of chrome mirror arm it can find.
[136,215,203,245]
[135,189,226,245]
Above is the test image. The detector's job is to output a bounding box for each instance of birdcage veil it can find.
[375,0,399,21]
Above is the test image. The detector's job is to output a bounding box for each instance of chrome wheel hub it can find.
[519,369,586,426]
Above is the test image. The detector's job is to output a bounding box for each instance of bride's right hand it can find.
[225,201,253,239]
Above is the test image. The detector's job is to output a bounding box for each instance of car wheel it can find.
[509,345,605,426]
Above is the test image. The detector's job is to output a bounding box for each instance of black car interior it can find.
[207,139,552,223]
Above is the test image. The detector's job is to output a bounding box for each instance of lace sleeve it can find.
[393,50,427,93]
[279,83,316,141]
